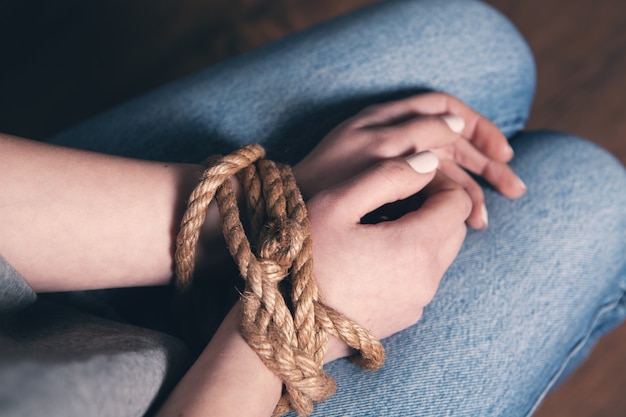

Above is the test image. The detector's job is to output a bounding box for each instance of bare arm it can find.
[155,302,283,417]
[0,133,206,292]
[156,93,527,417]
[0,134,281,416]
[157,151,471,417]
[0,93,525,417]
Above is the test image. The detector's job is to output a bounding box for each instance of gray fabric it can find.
[0,255,36,317]
[0,255,193,417]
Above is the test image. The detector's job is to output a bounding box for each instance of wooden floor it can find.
[1,0,625,415]
[486,2,626,416]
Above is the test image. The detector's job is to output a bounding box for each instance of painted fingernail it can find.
[405,151,439,173]
[480,203,489,228]
[441,114,465,134]
[506,143,515,158]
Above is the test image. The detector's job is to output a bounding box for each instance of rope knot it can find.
[175,144,385,417]
[257,259,289,284]
[258,217,305,267]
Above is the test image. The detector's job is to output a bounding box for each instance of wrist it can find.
[157,302,282,417]
[178,167,245,275]
[291,160,315,201]
[324,335,354,364]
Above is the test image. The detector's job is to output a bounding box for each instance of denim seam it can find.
[524,290,626,417]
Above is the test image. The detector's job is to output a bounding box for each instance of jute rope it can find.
[175,144,385,416]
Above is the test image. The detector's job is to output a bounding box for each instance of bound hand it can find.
[305,152,471,362]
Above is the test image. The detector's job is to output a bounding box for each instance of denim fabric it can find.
[314,132,626,416]
[49,0,535,163]
[18,0,626,415]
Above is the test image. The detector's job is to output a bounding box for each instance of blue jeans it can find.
[48,0,626,415]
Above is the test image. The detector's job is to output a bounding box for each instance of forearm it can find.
[0,134,209,292]
[156,302,282,417]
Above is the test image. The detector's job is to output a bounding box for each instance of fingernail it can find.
[405,151,439,173]
[516,175,527,191]
[480,203,489,228]
[506,143,515,158]
[441,115,465,134]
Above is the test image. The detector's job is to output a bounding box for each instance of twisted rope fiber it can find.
[175,144,385,416]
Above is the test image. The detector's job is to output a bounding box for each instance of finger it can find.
[406,94,513,163]
[352,94,451,127]
[438,160,487,230]
[441,96,514,163]
[470,116,514,163]
[444,139,527,199]
[361,99,526,201]
[395,171,472,239]
[365,115,462,158]
[363,110,523,204]
[408,171,472,234]
[333,152,439,222]
[356,93,514,163]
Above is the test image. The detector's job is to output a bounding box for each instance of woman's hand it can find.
[305,151,471,362]
[159,152,470,417]
[293,93,526,230]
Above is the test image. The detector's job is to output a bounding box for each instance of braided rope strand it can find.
[176,144,265,292]
[174,145,385,416]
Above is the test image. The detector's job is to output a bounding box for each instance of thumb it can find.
[335,151,439,221]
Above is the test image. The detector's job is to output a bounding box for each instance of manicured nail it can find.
[405,151,439,173]
[441,114,465,134]
[505,143,515,158]
[480,203,489,228]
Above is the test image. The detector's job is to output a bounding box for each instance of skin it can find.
[0,134,204,291]
[294,93,526,228]
[0,93,526,417]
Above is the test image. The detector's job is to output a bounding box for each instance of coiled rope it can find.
[175,144,385,416]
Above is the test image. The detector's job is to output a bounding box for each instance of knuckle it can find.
[482,159,500,178]
[349,104,383,127]
[340,116,366,131]
[437,92,456,107]
[373,158,410,183]
[467,180,485,205]
[369,130,402,158]
[421,115,447,130]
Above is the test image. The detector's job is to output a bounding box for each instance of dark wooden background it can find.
[1,0,625,415]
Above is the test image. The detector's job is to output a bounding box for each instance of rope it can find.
[175,144,385,416]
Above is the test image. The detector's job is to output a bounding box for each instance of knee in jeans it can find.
[515,130,626,218]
